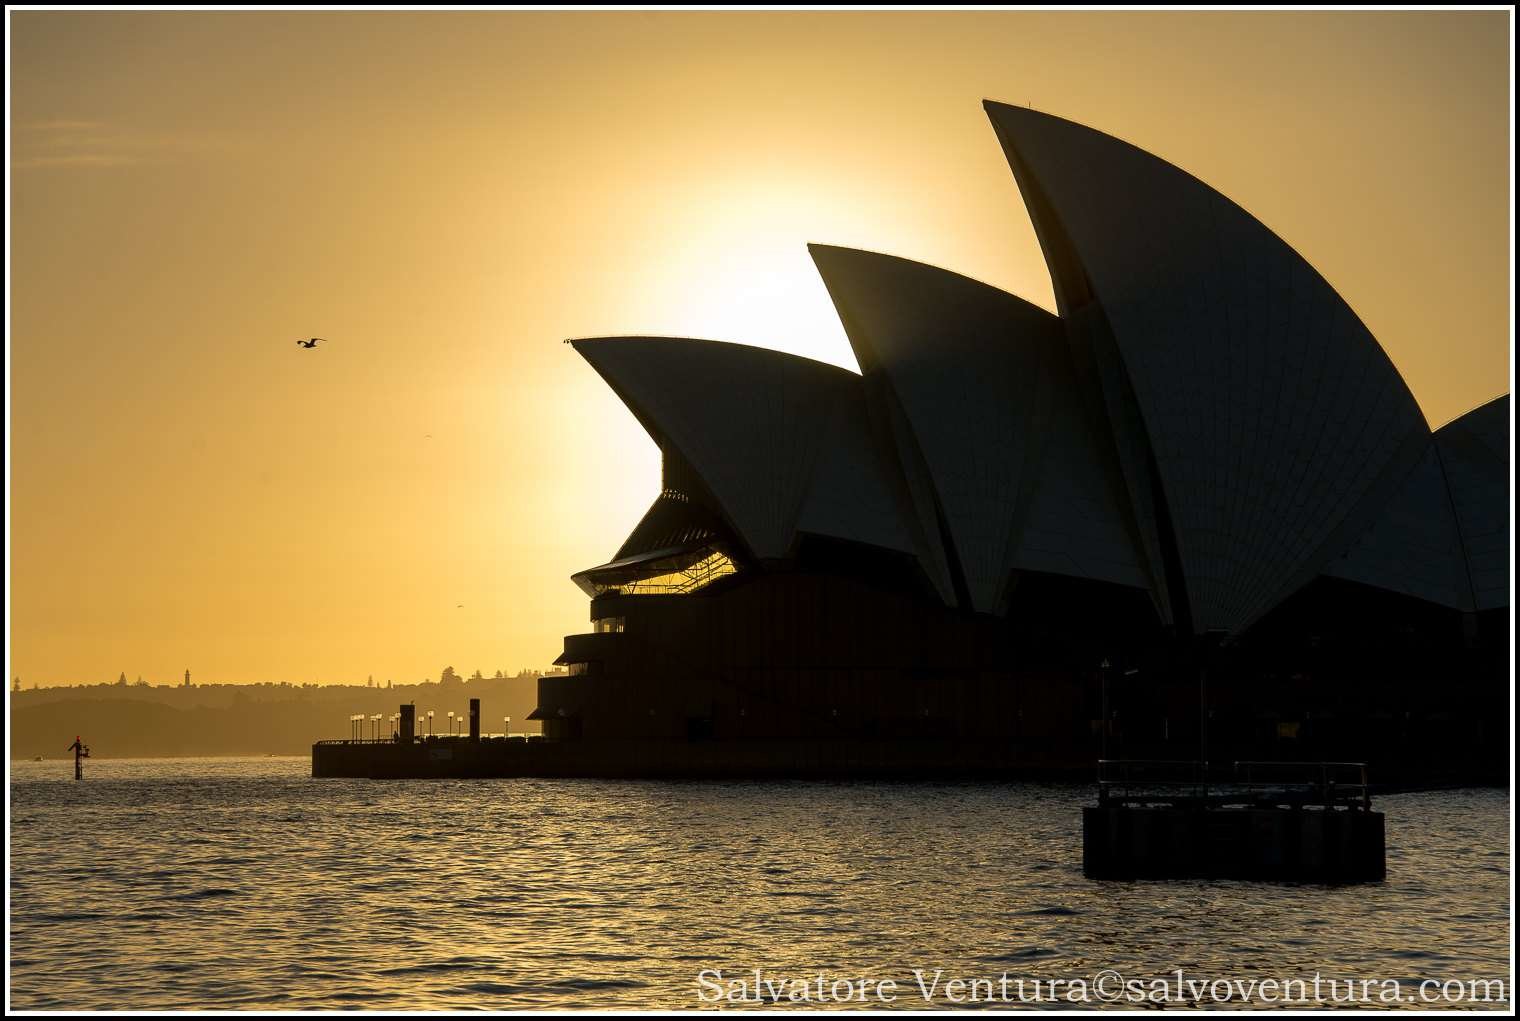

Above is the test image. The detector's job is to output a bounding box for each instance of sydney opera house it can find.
[531,103,1509,780]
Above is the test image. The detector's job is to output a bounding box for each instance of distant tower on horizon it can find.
[12,676,19,693]
[184,668,192,688]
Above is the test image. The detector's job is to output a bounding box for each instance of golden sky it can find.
[8,10,1511,687]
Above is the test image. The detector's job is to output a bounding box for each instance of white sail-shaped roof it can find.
[985,101,1431,634]
[570,337,850,559]
[571,336,921,566]
[811,245,1152,612]
[1323,442,1471,609]
[792,380,922,560]
[1323,395,1510,612]
[1435,395,1509,611]
[1015,343,1155,595]
[567,105,1506,634]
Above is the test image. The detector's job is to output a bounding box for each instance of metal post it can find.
[1099,658,1110,764]
[1199,657,1208,772]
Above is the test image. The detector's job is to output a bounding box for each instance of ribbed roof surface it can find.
[792,379,922,561]
[571,337,851,559]
[572,336,929,565]
[985,101,1433,632]
[567,105,1509,628]
[1324,442,1471,609]
[1436,395,1509,611]
[812,245,1151,612]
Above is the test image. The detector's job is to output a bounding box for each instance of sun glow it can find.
[9,10,1507,687]
[603,176,947,373]
[659,246,858,372]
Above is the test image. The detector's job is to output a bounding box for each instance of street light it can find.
[505,716,512,739]
[427,710,435,737]
[1099,658,1111,764]
[447,710,455,737]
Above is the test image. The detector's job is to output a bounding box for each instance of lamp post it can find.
[447,711,455,737]
[1099,659,1111,765]
[427,710,434,738]
[1199,656,1208,770]
[505,716,512,739]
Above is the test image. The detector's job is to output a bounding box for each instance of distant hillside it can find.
[9,675,545,759]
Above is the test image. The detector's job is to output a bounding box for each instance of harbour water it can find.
[7,757,1510,1010]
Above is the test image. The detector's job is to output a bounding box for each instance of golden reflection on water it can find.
[6,758,1511,1010]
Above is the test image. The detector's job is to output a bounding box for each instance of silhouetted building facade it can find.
[532,104,1509,781]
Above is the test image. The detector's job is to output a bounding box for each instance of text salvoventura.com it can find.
[695,968,1510,1007]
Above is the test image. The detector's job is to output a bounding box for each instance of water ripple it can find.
[7,757,1510,1010]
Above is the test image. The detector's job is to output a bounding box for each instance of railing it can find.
[1098,759,1210,805]
[1097,759,1372,810]
[1234,760,1371,811]
[315,734,546,746]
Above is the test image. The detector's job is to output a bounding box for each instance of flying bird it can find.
[296,337,326,349]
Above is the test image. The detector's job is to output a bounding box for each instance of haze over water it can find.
[6,758,1509,1010]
